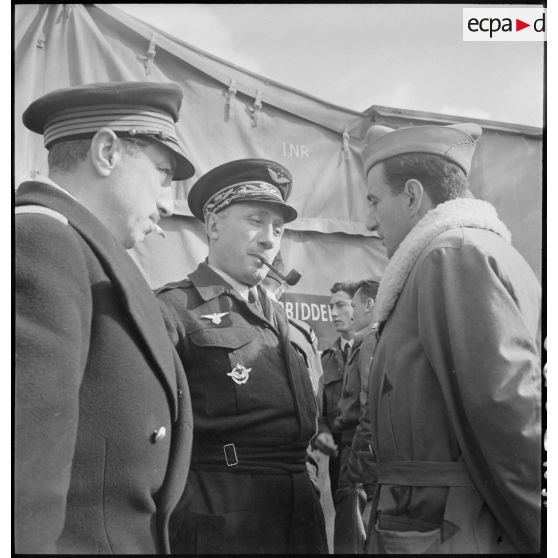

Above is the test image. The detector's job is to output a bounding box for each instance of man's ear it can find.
[89,128,121,177]
[365,298,375,313]
[205,212,220,240]
[403,178,425,218]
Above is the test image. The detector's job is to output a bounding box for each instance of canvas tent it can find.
[14,4,543,348]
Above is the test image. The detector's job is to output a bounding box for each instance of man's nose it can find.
[366,209,379,233]
[257,224,275,249]
[157,187,174,218]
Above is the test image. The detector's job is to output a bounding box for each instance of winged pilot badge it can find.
[227,363,252,385]
[267,167,290,185]
[201,312,230,325]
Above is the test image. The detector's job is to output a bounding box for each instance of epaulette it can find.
[15,204,68,225]
[154,277,193,296]
[288,317,317,346]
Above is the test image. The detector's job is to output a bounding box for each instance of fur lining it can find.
[373,198,512,325]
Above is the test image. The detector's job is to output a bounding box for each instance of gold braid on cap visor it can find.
[43,104,179,147]
[203,181,283,216]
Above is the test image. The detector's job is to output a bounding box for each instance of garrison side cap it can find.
[361,122,482,176]
[188,158,298,223]
[22,81,195,181]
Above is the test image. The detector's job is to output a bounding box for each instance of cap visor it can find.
[153,138,195,181]
[231,197,298,223]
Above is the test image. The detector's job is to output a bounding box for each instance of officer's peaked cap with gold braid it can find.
[188,158,298,223]
[23,81,195,181]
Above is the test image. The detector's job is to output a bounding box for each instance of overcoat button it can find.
[151,426,167,443]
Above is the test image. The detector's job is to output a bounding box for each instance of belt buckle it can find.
[223,443,239,467]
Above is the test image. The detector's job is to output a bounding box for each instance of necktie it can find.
[342,342,350,363]
[248,287,263,314]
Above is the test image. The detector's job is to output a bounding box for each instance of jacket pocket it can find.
[189,326,257,417]
[370,514,442,554]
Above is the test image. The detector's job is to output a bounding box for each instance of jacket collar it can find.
[323,336,345,355]
[16,180,179,418]
[353,322,376,348]
[189,262,232,302]
[374,198,512,326]
[189,262,278,329]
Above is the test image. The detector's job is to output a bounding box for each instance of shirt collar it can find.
[33,174,79,201]
[207,264,252,301]
[340,337,354,350]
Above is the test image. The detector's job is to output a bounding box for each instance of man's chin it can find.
[237,269,265,287]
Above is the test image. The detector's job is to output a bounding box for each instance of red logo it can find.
[516,19,530,32]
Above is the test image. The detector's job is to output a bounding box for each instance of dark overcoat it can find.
[15,180,193,554]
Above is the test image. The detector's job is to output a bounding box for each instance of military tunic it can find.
[15,180,193,554]
[157,263,328,554]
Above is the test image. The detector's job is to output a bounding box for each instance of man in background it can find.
[333,278,379,552]
[313,283,357,528]
[262,251,324,496]
[262,251,323,399]
[15,81,194,554]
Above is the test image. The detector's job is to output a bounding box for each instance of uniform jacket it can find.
[334,325,377,444]
[357,199,541,554]
[318,338,347,437]
[156,263,318,471]
[15,180,193,554]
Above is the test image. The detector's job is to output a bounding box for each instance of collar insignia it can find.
[201,312,229,325]
[227,363,252,385]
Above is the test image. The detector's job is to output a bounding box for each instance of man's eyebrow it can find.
[366,193,377,201]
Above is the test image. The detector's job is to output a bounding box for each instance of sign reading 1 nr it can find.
[282,142,310,158]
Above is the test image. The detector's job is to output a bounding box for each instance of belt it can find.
[191,441,308,474]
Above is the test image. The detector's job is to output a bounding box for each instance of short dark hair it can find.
[47,136,148,173]
[354,279,380,301]
[382,153,468,206]
[47,139,91,172]
[330,281,358,298]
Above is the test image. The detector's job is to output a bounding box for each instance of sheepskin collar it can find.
[373,198,511,325]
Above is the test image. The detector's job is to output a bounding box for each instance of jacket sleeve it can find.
[342,391,377,499]
[358,334,376,409]
[15,215,92,553]
[417,243,541,553]
[316,352,332,437]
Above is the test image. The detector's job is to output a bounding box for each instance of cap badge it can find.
[227,363,252,385]
[201,312,229,325]
[268,167,290,185]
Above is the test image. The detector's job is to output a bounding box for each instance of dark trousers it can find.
[170,469,328,554]
[333,442,367,553]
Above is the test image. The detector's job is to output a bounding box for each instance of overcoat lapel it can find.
[16,181,178,417]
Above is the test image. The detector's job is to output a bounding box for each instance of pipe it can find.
[260,259,302,286]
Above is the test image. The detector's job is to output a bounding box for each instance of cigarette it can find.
[153,224,166,238]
